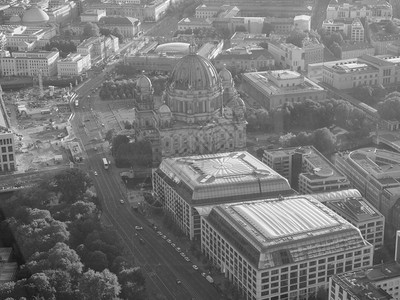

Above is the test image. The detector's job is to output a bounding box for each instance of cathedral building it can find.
[132,42,247,162]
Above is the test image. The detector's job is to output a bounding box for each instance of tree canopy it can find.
[377,91,400,121]
[83,22,100,38]
[286,29,307,47]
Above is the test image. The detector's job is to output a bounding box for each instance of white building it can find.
[57,53,91,77]
[80,9,106,22]
[152,151,294,239]
[262,146,350,194]
[326,0,392,22]
[202,194,374,300]
[293,15,311,32]
[0,50,59,77]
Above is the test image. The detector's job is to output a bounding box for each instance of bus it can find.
[102,158,109,169]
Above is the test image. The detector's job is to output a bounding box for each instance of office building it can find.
[322,54,400,89]
[262,146,350,193]
[214,46,274,71]
[46,1,78,25]
[340,42,375,60]
[80,9,106,22]
[242,70,326,110]
[57,53,91,77]
[0,50,59,77]
[202,194,373,300]
[329,263,400,300]
[152,151,294,239]
[293,15,310,32]
[312,189,385,250]
[267,38,324,72]
[177,17,213,31]
[322,18,365,43]
[98,16,141,38]
[335,148,400,231]
[371,33,400,55]
[77,35,119,63]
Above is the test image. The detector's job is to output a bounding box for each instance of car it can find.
[135,226,143,230]
[180,252,185,257]
[192,265,198,270]
[176,279,181,284]
[162,235,167,240]
[157,231,162,236]
[171,243,176,248]
[94,171,98,176]
[176,247,181,252]
[184,257,190,262]
[167,239,171,243]
[120,199,125,204]
[201,272,206,277]
[139,238,145,245]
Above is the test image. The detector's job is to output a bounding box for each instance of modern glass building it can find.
[201,194,373,300]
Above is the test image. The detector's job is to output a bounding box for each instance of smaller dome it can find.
[219,67,233,82]
[158,104,171,114]
[136,75,152,90]
[9,15,21,23]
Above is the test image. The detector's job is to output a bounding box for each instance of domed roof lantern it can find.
[188,33,197,55]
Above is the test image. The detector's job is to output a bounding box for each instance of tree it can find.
[118,267,146,300]
[112,135,130,156]
[111,28,123,43]
[330,41,342,59]
[99,28,111,36]
[385,20,398,34]
[377,92,400,121]
[286,29,307,47]
[78,269,121,300]
[44,270,73,300]
[369,22,380,33]
[83,251,109,272]
[26,242,83,276]
[83,22,100,38]
[69,201,97,220]
[52,168,92,203]
[313,127,336,153]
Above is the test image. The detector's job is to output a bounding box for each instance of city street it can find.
[71,47,222,300]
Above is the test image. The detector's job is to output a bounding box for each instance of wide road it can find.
[71,53,222,300]
[84,151,222,300]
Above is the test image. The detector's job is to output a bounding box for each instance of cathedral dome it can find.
[168,44,220,91]
[22,5,49,25]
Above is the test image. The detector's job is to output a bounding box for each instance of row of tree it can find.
[112,135,153,167]
[99,79,137,100]
[377,91,400,121]
[0,168,146,300]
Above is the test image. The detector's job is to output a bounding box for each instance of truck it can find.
[206,275,214,284]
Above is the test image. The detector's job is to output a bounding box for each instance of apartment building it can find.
[242,70,326,110]
[312,189,385,250]
[340,42,375,60]
[57,53,91,77]
[0,50,59,77]
[335,147,400,231]
[202,194,373,300]
[152,151,294,240]
[326,0,392,22]
[262,146,350,193]
[77,35,119,63]
[322,18,364,42]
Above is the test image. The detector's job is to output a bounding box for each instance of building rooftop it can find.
[178,17,213,26]
[312,189,384,223]
[333,273,392,300]
[341,42,374,52]
[156,151,293,204]
[207,194,369,268]
[243,70,325,96]
[231,32,269,41]
[216,47,274,61]
[339,147,400,185]
[323,58,378,74]
[267,146,348,182]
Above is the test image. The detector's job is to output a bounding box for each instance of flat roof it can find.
[344,148,400,184]
[333,271,392,300]
[243,71,325,96]
[313,190,384,223]
[208,194,369,268]
[157,151,292,202]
